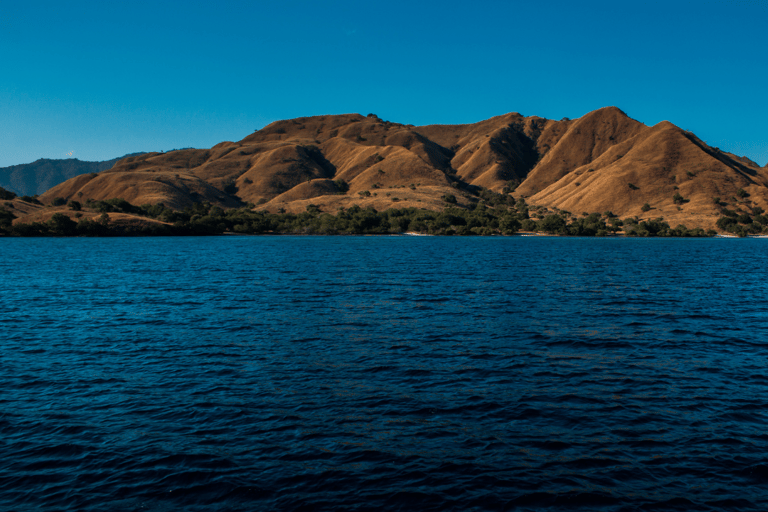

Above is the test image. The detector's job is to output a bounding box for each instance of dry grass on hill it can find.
[30,107,768,231]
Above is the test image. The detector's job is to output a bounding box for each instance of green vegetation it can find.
[715,210,768,237]
[628,183,639,190]
[0,208,15,232]
[18,195,42,205]
[0,192,722,238]
[334,179,349,194]
[641,203,651,212]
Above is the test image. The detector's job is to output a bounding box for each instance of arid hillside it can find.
[0,153,144,196]
[33,107,768,230]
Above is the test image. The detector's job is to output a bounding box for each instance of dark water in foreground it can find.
[1,236,767,511]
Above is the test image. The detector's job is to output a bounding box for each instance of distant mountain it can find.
[0,153,144,196]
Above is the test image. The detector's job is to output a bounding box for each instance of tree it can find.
[334,179,349,194]
[48,213,77,236]
[716,216,736,231]
[0,208,15,232]
[539,214,566,234]
[499,215,520,235]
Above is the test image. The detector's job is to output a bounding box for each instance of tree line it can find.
[1,193,722,237]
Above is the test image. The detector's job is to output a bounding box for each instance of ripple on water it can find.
[0,236,767,510]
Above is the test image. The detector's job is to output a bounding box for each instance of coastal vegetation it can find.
[1,196,724,237]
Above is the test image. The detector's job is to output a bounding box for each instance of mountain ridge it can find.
[9,107,768,231]
[0,153,145,196]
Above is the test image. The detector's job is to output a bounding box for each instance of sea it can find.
[1,236,767,511]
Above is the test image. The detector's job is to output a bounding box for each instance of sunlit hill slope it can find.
[21,107,768,230]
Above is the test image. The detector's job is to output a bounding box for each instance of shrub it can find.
[68,200,82,211]
[443,194,457,204]
[51,197,67,206]
[716,216,737,231]
[736,188,748,198]
[48,213,77,236]
[673,192,686,205]
[641,203,651,212]
[19,196,42,205]
[628,183,639,190]
[0,208,15,232]
[223,180,238,195]
[334,179,349,194]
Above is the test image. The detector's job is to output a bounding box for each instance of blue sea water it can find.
[1,236,767,511]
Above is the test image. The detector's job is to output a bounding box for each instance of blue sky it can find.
[1,0,766,167]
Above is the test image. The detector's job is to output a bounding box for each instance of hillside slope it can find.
[33,108,768,230]
[0,153,144,196]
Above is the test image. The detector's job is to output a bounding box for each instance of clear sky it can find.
[1,0,766,167]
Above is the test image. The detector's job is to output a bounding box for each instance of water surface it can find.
[1,236,767,510]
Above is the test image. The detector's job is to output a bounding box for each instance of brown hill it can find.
[529,121,768,229]
[35,107,768,230]
[0,153,144,196]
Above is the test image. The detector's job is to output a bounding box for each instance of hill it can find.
[15,108,768,232]
[0,153,144,196]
